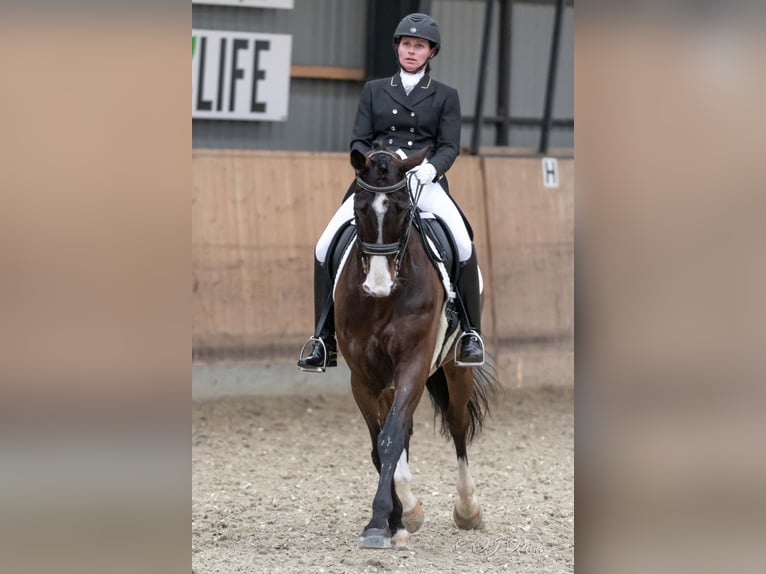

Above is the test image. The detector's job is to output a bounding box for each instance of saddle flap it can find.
[415,212,459,285]
[328,221,357,280]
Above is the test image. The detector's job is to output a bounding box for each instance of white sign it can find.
[542,157,559,188]
[192,1,294,8]
[192,29,292,121]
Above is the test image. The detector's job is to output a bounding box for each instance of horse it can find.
[334,145,499,550]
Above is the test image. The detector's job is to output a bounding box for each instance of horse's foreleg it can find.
[382,387,423,535]
[394,434,424,534]
[378,388,410,543]
[350,374,390,548]
[360,374,426,550]
[444,365,484,530]
[351,377,400,549]
[359,418,406,548]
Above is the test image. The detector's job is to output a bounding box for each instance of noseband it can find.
[354,150,422,277]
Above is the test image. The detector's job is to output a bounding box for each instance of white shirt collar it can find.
[399,69,425,95]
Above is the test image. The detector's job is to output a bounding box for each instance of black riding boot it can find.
[456,246,485,365]
[297,258,338,372]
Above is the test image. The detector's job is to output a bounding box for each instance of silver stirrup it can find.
[297,336,328,373]
[454,330,486,367]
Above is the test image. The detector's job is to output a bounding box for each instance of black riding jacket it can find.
[350,73,461,180]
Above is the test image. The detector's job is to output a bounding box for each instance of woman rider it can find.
[298,13,485,371]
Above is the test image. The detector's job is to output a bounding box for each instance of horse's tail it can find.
[425,355,500,444]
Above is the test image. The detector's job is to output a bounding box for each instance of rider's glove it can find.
[412,162,437,186]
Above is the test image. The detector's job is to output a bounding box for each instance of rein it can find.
[354,161,424,277]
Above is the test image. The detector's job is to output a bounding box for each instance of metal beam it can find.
[463,115,574,129]
[495,0,512,146]
[538,0,564,154]
[470,0,495,155]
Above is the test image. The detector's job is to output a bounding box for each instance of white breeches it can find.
[415,180,473,261]
[315,179,473,263]
[315,195,355,262]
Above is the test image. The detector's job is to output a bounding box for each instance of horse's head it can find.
[350,145,431,297]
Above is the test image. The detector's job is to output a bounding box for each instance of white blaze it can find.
[373,193,386,243]
[362,193,394,297]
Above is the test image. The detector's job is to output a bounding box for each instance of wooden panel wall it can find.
[192,150,352,355]
[444,155,495,341]
[484,157,575,343]
[192,150,574,359]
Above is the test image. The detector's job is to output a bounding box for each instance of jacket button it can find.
[410,112,415,117]
[388,138,394,144]
[392,109,398,114]
[390,126,396,131]
[409,128,415,133]
[407,140,413,146]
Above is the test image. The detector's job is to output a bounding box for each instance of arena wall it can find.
[192,150,573,381]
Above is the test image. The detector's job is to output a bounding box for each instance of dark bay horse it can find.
[335,146,499,549]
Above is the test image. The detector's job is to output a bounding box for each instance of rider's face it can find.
[397,36,434,73]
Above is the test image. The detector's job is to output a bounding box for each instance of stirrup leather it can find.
[454,330,485,367]
[298,336,330,373]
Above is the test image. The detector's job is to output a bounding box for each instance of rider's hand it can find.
[411,162,437,185]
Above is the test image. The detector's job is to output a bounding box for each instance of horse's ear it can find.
[350,149,367,172]
[400,146,432,173]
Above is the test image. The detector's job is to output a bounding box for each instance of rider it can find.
[298,12,485,371]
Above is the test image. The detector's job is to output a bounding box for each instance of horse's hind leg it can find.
[452,451,483,530]
[444,365,484,530]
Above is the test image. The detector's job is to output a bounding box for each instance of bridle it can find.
[354,150,424,278]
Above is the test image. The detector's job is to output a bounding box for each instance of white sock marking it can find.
[394,449,418,512]
[456,458,475,498]
[455,457,480,517]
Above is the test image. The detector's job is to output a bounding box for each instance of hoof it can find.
[402,500,425,533]
[392,528,411,550]
[358,528,392,549]
[453,505,484,530]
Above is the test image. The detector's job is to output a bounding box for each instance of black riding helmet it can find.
[393,13,441,57]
